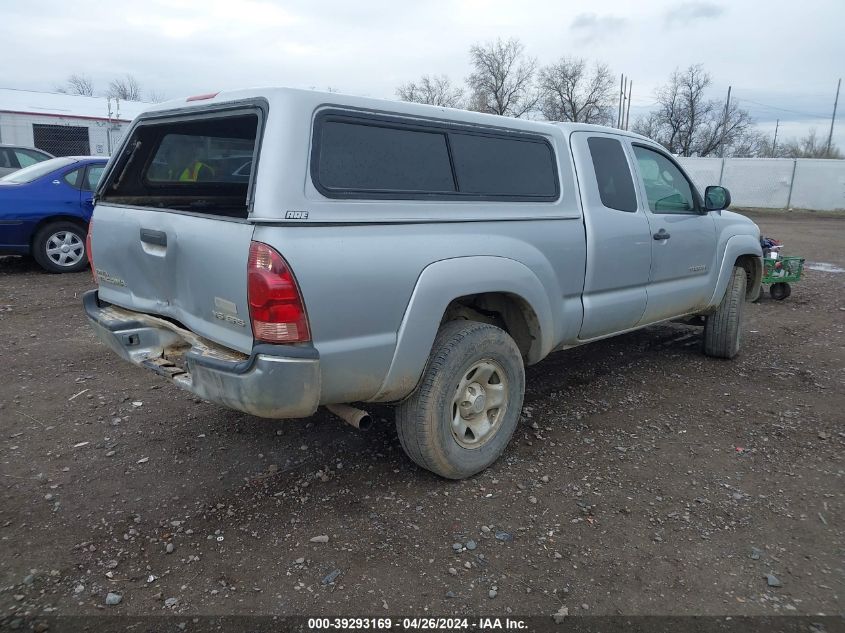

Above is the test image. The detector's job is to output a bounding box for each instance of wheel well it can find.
[735,254,762,301]
[30,215,88,248]
[441,292,541,363]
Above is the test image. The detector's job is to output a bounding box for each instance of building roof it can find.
[0,88,149,122]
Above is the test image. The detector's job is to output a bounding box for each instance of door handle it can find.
[653,229,671,241]
[140,228,167,247]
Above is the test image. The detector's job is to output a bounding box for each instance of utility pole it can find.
[107,98,114,155]
[625,80,633,130]
[826,78,841,158]
[772,119,779,157]
[719,85,731,158]
[617,74,625,128]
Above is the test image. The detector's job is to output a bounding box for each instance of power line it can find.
[732,97,827,119]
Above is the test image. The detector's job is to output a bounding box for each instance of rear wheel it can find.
[395,320,525,479]
[703,265,746,359]
[32,221,88,273]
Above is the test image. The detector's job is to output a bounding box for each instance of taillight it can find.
[247,242,310,343]
[86,221,97,284]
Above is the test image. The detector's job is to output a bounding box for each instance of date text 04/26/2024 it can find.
[307,618,528,630]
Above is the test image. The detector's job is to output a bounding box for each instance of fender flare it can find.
[705,234,763,308]
[369,256,555,402]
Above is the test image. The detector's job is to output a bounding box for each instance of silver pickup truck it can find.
[84,88,762,479]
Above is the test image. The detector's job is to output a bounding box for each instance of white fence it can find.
[677,157,845,211]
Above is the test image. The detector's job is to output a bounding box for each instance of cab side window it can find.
[633,145,697,214]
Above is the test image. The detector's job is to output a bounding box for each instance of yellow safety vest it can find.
[178,161,214,182]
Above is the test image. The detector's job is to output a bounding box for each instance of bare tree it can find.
[108,75,142,101]
[147,89,167,103]
[632,64,753,157]
[728,129,768,157]
[396,74,464,108]
[762,129,843,159]
[466,38,538,118]
[537,57,616,124]
[695,101,756,157]
[57,74,95,96]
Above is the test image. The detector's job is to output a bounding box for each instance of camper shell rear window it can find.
[99,106,262,219]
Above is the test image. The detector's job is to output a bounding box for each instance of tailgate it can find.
[91,101,266,354]
[91,206,255,353]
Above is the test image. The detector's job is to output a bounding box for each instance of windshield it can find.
[0,156,78,184]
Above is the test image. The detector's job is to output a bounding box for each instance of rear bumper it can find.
[83,290,320,418]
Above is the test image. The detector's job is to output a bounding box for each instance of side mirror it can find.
[704,185,731,211]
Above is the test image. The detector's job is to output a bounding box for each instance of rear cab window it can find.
[586,136,637,212]
[99,104,264,219]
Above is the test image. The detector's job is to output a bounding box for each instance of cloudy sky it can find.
[5,0,844,146]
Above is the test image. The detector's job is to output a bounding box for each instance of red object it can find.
[247,242,310,343]
[86,221,97,284]
[775,261,782,269]
[186,92,219,102]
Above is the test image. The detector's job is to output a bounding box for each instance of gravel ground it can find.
[0,210,842,623]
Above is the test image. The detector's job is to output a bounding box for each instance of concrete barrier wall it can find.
[676,157,723,193]
[676,157,845,211]
[790,159,845,211]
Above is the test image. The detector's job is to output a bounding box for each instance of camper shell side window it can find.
[311,110,560,202]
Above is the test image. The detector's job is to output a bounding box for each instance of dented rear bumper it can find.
[83,290,320,418]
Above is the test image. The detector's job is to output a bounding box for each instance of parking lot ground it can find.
[0,210,843,620]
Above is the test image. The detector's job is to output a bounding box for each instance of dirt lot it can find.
[1,210,843,623]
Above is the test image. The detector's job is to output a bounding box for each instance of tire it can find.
[703,265,747,359]
[769,282,791,301]
[395,320,525,479]
[749,279,762,303]
[32,221,88,273]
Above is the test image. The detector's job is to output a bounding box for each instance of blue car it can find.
[0,156,107,273]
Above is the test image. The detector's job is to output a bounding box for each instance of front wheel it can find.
[32,221,88,273]
[703,265,747,359]
[395,320,525,479]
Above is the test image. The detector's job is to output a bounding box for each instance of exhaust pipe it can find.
[326,404,373,432]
